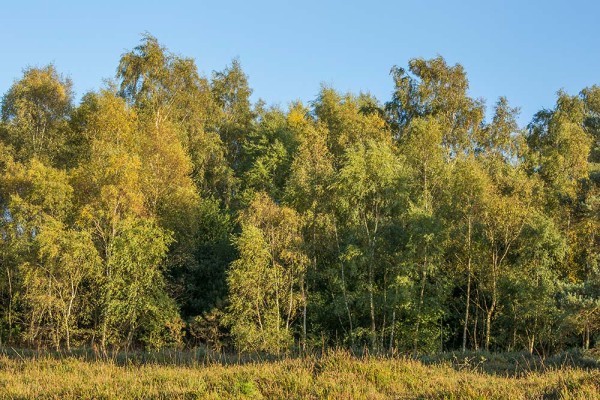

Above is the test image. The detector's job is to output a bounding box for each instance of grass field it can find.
[1,349,600,399]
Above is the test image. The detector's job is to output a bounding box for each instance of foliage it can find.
[0,35,598,356]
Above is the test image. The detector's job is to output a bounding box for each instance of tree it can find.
[21,221,100,350]
[582,85,600,165]
[102,217,179,350]
[333,138,407,348]
[446,155,489,351]
[0,158,73,340]
[240,105,299,200]
[399,117,448,354]
[1,65,73,164]
[227,193,307,353]
[71,89,181,351]
[561,265,600,350]
[527,92,591,203]
[211,59,255,171]
[386,56,484,154]
[479,168,534,350]
[476,97,520,160]
[117,34,234,202]
[174,197,234,319]
[500,212,565,353]
[527,91,594,286]
[313,88,388,163]
[285,109,337,349]
[118,34,207,128]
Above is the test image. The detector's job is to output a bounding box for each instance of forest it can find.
[0,34,598,357]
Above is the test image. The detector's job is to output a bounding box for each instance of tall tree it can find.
[227,193,307,353]
[479,167,534,350]
[446,155,489,351]
[387,56,484,154]
[285,108,337,349]
[211,59,255,171]
[1,65,73,164]
[21,222,100,351]
[333,138,407,348]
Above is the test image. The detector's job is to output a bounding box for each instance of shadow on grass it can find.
[419,348,600,377]
[2,345,600,377]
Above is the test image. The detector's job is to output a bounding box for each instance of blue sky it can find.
[1,0,599,126]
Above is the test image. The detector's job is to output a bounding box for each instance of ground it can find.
[1,349,599,399]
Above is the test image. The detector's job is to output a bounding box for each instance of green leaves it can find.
[527,91,592,200]
[387,56,484,153]
[22,221,100,349]
[227,193,307,353]
[103,217,178,349]
[1,65,73,164]
[0,37,599,355]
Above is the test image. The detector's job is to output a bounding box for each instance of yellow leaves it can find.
[138,120,197,214]
[242,193,303,240]
[228,192,308,352]
[36,220,100,274]
[70,90,147,222]
[1,65,73,162]
[403,117,444,159]
[286,123,334,212]
[313,87,390,159]
[287,107,306,127]
[74,89,200,227]
[237,192,308,276]
[82,91,139,149]
[364,111,387,130]
[1,158,73,221]
[73,145,146,230]
[559,122,592,180]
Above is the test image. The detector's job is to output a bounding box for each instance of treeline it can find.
[0,35,598,355]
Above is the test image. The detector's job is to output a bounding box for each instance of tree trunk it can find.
[6,267,13,343]
[286,280,294,330]
[101,319,108,354]
[485,289,496,351]
[335,224,353,348]
[485,257,497,351]
[369,259,376,349]
[381,270,387,350]
[341,262,353,348]
[473,291,479,351]
[528,334,535,354]
[366,218,377,350]
[585,323,590,350]
[65,296,74,352]
[462,258,471,352]
[302,279,307,352]
[413,262,427,356]
[462,216,472,352]
[389,309,396,352]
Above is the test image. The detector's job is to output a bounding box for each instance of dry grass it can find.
[0,350,599,399]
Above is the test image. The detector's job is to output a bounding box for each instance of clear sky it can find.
[1,0,599,126]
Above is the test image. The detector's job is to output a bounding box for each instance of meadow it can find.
[1,349,600,399]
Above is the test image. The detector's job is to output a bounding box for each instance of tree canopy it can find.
[0,35,598,355]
